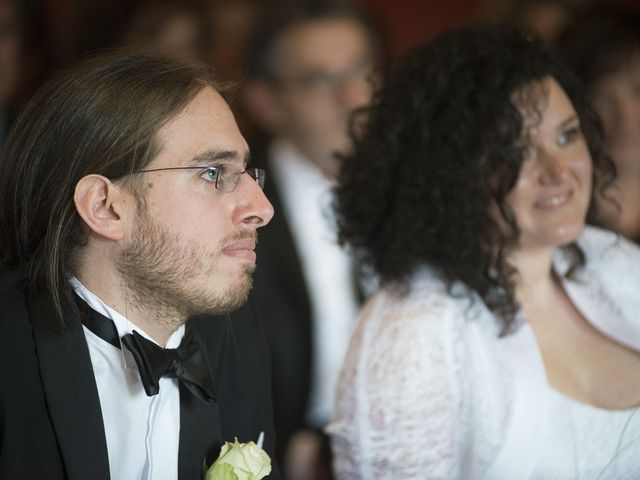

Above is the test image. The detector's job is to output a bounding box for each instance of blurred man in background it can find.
[242,1,382,478]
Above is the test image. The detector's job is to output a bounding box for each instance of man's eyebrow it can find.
[189,150,245,166]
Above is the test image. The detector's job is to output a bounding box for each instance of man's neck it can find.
[74,266,182,347]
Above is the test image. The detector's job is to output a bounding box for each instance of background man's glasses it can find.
[130,165,265,193]
[274,61,376,97]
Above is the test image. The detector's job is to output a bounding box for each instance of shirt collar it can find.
[270,139,333,190]
[69,276,185,349]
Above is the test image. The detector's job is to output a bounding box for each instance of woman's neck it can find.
[507,245,556,303]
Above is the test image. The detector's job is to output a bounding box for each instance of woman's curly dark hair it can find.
[334,24,614,334]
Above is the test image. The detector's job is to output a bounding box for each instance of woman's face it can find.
[590,58,640,175]
[501,77,593,252]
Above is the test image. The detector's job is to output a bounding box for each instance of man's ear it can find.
[74,174,131,241]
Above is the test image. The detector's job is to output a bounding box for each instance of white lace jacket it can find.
[328,227,640,479]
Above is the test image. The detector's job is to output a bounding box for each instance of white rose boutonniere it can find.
[205,433,271,480]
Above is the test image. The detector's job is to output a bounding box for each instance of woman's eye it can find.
[200,166,221,184]
[558,126,580,146]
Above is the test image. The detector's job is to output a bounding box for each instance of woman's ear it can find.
[74,174,131,241]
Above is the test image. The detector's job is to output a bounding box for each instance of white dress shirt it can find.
[270,140,359,428]
[71,278,184,480]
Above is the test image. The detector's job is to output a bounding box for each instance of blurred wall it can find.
[361,0,483,57]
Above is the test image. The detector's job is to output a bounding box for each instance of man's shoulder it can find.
[0,268,30,327]
[0,266,26,293]
[0,269,39,378]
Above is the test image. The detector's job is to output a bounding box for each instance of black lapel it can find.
[27,293,110,480]
[178,319,225,480]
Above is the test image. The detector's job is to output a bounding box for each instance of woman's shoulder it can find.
[356,267,499,350]
[578,225,638,260]
[575,226,640,274]
[570,226,640,324]
[366,268,463,321]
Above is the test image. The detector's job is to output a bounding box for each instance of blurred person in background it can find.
[486,0,585,43]
[557,6,640,242]
[242,1,382,478]
[329,24,640,478]
[207,0,260,82]
[206,0,264,135]
[118,0,211,63]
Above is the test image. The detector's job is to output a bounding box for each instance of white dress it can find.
[328,226,640,479]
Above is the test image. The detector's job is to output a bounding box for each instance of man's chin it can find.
[195,271,254,317]
[218,284,252,315]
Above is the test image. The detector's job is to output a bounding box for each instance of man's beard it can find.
[116,208,254,329]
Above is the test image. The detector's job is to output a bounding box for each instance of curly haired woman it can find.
[328,24,640,479]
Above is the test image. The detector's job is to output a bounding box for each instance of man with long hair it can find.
[0,51,278,479]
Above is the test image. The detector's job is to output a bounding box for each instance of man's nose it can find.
[335,72,374,110]
[237,173,274,227]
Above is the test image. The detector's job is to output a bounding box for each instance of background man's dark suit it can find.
[0,269,280,480]
[242,7,378,473]
[252,155,313,460]
[251,147,362,473]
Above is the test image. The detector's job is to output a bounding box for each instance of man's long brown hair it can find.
[0,50,224,326]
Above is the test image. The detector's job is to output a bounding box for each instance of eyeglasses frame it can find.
[128,165,265,192]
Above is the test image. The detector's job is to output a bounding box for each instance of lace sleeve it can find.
[328,282,471,479]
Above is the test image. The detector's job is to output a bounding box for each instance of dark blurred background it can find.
[11,0,639,117]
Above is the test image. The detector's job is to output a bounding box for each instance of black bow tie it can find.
[78,299,216,404]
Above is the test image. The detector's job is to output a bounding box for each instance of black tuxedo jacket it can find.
[0,269,280,479]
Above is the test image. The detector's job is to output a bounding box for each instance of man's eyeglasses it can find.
[130,165,265,193]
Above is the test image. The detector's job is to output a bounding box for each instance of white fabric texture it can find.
[270,139,359,427]
[328,226,640,479]
[530,388,640,479]
[71,278,185,480]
